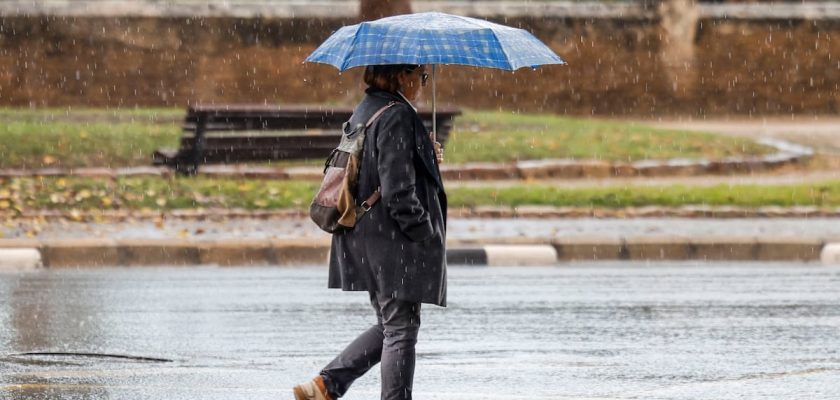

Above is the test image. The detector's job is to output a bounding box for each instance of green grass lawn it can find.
[445,111,773,163]
[0,108,183,169]
[0,107,774,169]
[1,177,838,212]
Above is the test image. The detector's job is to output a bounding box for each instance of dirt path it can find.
[646,117,840,154]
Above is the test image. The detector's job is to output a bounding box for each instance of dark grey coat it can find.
[328,88,448,307]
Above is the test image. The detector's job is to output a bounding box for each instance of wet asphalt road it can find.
[1,263,840,399]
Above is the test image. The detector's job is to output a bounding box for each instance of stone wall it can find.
[0,10,838,116]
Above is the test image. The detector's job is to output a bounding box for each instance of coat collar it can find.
[364,88,444,190]
[395,90,418,112]
[365,87,408,105]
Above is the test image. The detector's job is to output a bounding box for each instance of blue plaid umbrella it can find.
[305,12,565,71]
[306,12,565,140]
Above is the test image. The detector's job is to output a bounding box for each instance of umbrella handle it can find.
[431,64,437,144]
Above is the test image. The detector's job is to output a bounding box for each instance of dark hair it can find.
[363,64,420,93]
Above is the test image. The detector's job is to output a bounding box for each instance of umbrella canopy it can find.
[306,12,565,71]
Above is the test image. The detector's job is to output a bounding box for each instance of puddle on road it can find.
[2,352,171,368]
[9,352,172,363]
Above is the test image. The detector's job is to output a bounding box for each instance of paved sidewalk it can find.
[1,217,837,267]
[5,217,840,242]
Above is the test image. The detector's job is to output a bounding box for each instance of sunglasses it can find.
[406,67,430,86]
[420,72,429,86]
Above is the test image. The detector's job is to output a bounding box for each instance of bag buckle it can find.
[360,201,372,212]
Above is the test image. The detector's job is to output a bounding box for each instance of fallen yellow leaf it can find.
[69,209,82,221]
[42,155,57,165]
[74,190,92,202]
[0,200,10,209]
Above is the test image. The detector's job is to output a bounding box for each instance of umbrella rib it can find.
[486,28,516,71]
[340,25,362,71]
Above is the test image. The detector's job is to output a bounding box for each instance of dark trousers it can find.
[320,291,422,400]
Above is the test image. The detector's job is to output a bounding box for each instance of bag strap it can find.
[360,189,381,212]
[356,101,397,217]
[365,101,397,129]
[322,148,338,173]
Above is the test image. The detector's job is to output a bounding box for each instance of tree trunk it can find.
[359,0,412,21]
[653,0,700,98]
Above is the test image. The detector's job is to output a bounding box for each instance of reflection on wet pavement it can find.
[1,263,839,399]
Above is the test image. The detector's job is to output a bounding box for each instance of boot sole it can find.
[293,385,306,400]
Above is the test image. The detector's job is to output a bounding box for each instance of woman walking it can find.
[294,64,447,400]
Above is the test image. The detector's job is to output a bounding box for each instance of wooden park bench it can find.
[153,104,462,175]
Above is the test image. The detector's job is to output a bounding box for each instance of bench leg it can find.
[175,160,197,176]
[183,115,207,176]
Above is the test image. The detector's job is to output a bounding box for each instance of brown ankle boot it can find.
[293,376,332,400]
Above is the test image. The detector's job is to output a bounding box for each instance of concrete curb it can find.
[0,248,42,271]
[2,238,839,268]
[0,139,813,181]
[483,245,558,266]
[46,239,332,268]
[821,243,840,265]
